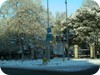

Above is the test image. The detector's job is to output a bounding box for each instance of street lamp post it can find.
[20,34,24,60]
[65,0,70,60]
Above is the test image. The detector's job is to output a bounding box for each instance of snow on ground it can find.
[87,59,100,65]
[0,58,100,72]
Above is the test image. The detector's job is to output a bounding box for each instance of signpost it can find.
[65,0,70,60]
[43,0,52,64]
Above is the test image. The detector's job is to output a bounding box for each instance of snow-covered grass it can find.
[0,58,100,72]
[87,59,100,65]
[0,58,100,67]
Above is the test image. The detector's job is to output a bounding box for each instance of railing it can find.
[78,49,90,58]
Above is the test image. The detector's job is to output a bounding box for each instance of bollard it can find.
[43,47,48,64]
[43,57,48,64]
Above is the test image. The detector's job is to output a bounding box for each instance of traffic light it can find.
[61,36,64,42]
[56,34,66,42]
[69,32,74,40]
[56,35,59,42]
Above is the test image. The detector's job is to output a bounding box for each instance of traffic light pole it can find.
[65,0,70,60]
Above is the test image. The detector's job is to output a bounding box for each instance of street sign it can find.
[46,33,53,42]
[47,27,51,33]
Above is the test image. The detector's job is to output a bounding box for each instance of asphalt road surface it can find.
[1,66,99,75]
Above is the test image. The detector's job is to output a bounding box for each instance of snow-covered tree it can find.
[0,0,54,58]
[61,0,100,48]
[82,0,99,8]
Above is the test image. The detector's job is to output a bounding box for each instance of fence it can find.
[74,44,95,58]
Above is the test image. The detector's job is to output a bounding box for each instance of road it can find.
[1,65,99,75]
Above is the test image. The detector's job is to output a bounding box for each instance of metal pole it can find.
[47,0,50,62]
[47,0,49,27]
[20,33,24,60]
[65,0,69,60]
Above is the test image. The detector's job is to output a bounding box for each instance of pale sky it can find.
[42,0,83,16]
[0,0,6,7]
[0,0,100,16]
[0,0,83,16]
[42,0,100,16]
